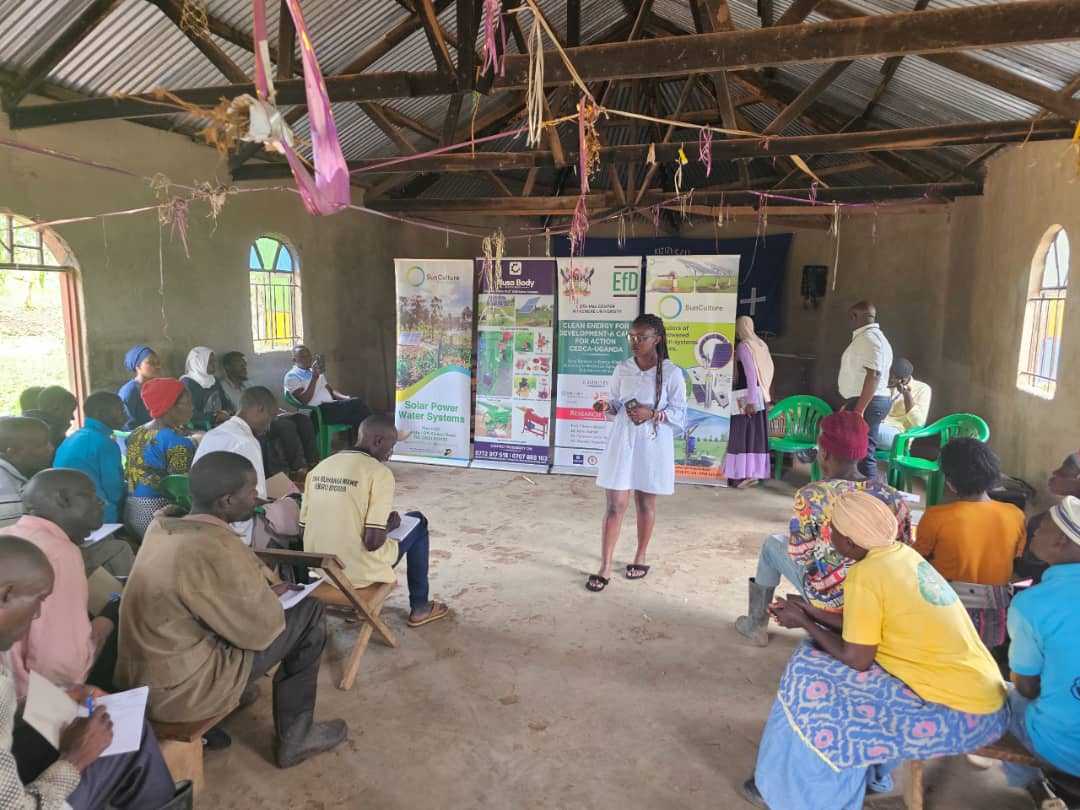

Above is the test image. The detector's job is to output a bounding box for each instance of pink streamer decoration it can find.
[698,128,712,178]
[809,181,819,204]
[480,0,507,78]
[252,0,349,216]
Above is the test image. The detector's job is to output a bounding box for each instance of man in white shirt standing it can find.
[284,345,371,445]
[193,386,278,545]
[837,300,893,479]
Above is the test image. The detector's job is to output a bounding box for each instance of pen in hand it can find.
[86,696,94,715]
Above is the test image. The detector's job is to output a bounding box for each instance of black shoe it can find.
[202,727,231,752]
[274,712,348,769]
[158,781,193,810]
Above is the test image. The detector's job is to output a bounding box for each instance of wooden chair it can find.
[151,707,234,799]
[902,736,1040,810]
[254,548,398,690]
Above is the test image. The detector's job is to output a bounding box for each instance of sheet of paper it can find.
[86,567,124,616]
[899,491,922,504]
[82,523,122,547]
[387,514,420,541]
[910,509,925,526]
[279,577,325,611]
[265,472,295,501]
[76,687,148,757]
[23,671,79,750]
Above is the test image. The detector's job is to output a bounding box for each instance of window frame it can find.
[1016,225,1070,400]
[248,234,303,354]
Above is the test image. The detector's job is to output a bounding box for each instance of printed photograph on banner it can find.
[645,255,739,484]
[474,258,556,468]
[553,257,642,473]
[393,259,475,464]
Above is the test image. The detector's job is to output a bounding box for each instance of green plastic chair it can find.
[113,430,131,469]
[767,395,833,482]
[284,391,349,459]
[887,413,990,506]
[160,474,192,512]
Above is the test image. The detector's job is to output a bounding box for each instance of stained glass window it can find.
[249,235,303,353]
[1018,226,1069,399]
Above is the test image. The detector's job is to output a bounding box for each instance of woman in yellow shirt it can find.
[741,491,1008,810]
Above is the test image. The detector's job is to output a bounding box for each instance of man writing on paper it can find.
[116,451,348,768]
[0,535,183,810]
[301,414,450,628]
[7,470,120,697]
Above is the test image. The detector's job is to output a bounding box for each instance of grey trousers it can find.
[80,535,135,577]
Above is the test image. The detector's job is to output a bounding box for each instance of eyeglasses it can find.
[627,333,657,344]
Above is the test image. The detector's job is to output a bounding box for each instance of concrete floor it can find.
[205,465,1035,810]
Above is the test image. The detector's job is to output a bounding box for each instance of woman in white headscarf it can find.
[180,346,230,428]
[724,316,775,488]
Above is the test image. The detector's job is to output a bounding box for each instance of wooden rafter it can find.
[152,0,249,83]
[359,102,419,154]
[417,0,457,79]
[232,117,1071,180]
[276,0,296,81]
[762,61,851,135]
[379,105,440,141]
[775,0,825,27]
[440,93,465,147]
[634,75,696,205]
[567,0,582,47]
[456,0,479,88]
[3,0,124,109]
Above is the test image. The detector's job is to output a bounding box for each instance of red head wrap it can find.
[818,410,869,462]
[141,377,186,420]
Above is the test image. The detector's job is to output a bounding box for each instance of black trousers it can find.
[317,398,372,446]
[843,395,892,479]
[248,597,327,736]
[267,412,320,471]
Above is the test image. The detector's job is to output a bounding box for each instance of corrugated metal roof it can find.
[0,0,1075,195]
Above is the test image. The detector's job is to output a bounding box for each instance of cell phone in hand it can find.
[624,398,640,410]
[314,353,325,369]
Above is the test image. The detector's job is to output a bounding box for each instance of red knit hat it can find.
[818,410,869,461]
[141,377,187,419]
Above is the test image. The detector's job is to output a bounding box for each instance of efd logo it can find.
[657,295,683,319]
[405,265,426,287]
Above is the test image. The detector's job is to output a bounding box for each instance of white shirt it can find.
[838,323,893,400]
[283,366,333,406]
[0,458,26,528]
[192,416,265,545]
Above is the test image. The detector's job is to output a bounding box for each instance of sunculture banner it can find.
[473,258,556,471]
[552,257,642,474]
[644,255,739,485]
[393,259,474,465]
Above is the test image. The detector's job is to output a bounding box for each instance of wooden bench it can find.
[151,708,234,799]
[255,548,399,690]
[902,736,1039,810]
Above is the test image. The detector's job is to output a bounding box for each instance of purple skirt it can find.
[724,408,771,480]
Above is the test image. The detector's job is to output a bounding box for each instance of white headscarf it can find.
[183,346,216,389]
[1050,496,1080,546]
[736,316,775,403]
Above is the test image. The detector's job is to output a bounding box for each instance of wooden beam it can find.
[567,0,582,47]
[698,0,734,32]
[339,0,454,74]
[440,93,464,146]
[153,0,249,83]
[452,91,526,142]
[359,102,419,154]
[276,0,296,81]
[10,72,457,128]
[456,0,479,88]
[522,167,539,196]
[629,0,657,41]
[364,182,982,214]
[634,75,696,205]
[417,0,457,78]
[763,61,851,135]
[608,164,628,206]
[774,0,824,27]
[232,117,1072,179]
[483,171,514,196]
[3,0,124,108]
[492,1,1080,90]
[379,104,440,141]
[813,0,1080,121]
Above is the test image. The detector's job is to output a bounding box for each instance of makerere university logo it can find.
[657,295,683,319]
[406,265,426,286]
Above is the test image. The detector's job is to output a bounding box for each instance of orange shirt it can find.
[913,500,1026,585]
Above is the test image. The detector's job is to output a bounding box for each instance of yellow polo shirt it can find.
[300,451,399,587]
[842,542,1005,715]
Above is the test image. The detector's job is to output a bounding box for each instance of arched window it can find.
[1017,226,1070,399]
[249,235,303,353]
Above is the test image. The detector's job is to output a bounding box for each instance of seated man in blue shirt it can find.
[53,393,134,576]
[1005,495,1080,810]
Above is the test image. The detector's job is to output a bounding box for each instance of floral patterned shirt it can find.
[125,424,195,498]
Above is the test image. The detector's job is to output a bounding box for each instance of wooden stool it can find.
[253,548,399,690]
[903,735,1040,809]
[151,709,232,799]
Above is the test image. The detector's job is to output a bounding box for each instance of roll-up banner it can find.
[644,255,740,485]
[392,259,475,466]
[552,257,642,475]
[473,258,556,471]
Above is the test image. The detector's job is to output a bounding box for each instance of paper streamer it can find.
[252,0,349,216]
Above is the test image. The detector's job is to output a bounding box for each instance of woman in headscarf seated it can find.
[741,491,1008,810]
[117,345,161,430]
[180,346,230,430]
[124,378,196,539]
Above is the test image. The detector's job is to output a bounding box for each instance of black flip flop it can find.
[626,564,651,580]
[586,574,609,592]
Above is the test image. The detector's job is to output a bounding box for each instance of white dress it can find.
[595,358,688,495]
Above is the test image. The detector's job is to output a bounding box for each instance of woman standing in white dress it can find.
[587,314,687,592]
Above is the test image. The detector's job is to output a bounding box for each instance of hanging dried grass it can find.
[148,87,252,159]
[577,97,601,190]
[525,17,545,149]
[698,128,712,177]
[481,228,506,291]
[180,0,210,38]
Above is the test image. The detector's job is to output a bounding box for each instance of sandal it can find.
[625,564,650,580]
[586,574,609,592]
[407,600,450,627]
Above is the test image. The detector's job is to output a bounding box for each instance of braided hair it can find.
[632,313,670,418]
